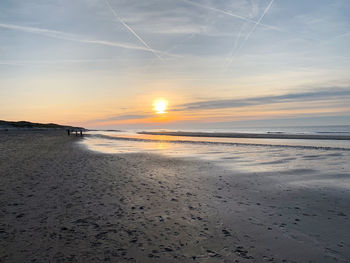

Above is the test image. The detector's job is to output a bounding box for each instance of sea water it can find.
[80,126,350,189]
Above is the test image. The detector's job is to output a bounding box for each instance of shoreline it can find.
[139,131,350,140]
[87,133,350,151]
[1,131,349,262]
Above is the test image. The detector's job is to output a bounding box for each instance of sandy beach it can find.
[1,131,350,262]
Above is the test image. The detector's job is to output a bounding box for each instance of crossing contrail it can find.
[180,0,278,31]
[241,0,275,46]
[105,0,163,60]
[226,0,275,67]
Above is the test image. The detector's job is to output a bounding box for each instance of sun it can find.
[153,99,168,114]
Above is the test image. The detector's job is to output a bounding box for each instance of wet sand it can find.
[0,131,349,262]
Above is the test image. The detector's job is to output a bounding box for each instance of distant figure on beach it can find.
[80,130,83,136]
[67,129,70,136]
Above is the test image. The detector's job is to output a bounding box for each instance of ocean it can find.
[80,125,350,189]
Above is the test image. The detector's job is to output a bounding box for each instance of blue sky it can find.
[0,0,349,128]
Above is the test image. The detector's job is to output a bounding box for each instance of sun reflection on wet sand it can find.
[81,130,350,189]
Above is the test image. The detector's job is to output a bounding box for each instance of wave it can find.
[138,131,350,140]
[87,134,350,151]
[315,131,350,134]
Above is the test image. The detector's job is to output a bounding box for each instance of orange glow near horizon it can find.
[58,95,350,128]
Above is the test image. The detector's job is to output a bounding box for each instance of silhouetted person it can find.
[67,129,70,136]
[80,130,83,136]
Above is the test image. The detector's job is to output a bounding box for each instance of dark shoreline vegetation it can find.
[139,131,350,140]
[0,120,84,130]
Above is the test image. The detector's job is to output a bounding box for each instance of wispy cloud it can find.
[0,61,27,66]
[92,114,152,123]
[175,89,350,111]
[0,59,124,68]
[85,89,350,125]
[105,0,163,60]
[0,22,153,52]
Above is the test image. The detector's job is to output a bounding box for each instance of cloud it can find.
[175,88,350,111]
[0,59,125,68]
[93,114,152,123]
[0,22,155,52]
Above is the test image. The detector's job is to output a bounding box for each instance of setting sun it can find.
[153,99,168,114]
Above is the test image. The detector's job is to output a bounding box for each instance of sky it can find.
[0,0,350,129]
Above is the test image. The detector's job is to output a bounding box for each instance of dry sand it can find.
[0,131,349,262]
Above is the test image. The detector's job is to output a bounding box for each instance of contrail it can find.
[226,22,246,62]
[180,0,279,31]
[224,23,246,68]
[0,22,154,52]
[105,0,163,60]
[241,0,275,46]
[226,0,275,67]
